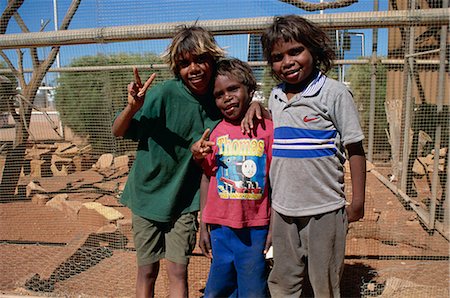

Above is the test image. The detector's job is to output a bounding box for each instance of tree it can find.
[0,0,81,199]
[56,53,171,154]
[260,66,277,106]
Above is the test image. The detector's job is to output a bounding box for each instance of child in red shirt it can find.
[191,58,273,297]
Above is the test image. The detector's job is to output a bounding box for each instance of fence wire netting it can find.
[0,0,449,297]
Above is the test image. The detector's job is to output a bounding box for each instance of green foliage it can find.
[327,67,339,81]
[346,59,389,154]
[56,53,171,154]
[260,66,278,107]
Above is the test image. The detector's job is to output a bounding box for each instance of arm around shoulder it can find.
[241,101,272,135]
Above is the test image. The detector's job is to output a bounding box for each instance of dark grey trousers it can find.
[268,208,348,298]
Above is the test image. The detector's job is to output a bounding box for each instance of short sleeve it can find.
[330,88,364,146]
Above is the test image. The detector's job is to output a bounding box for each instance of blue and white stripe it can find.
[273,126,337,158]
[301,71,326,97]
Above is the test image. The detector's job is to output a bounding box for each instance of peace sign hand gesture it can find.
[191,129,215,160]
[127,67,156,112]
[112,68,157,137]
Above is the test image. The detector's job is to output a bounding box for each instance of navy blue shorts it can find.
[204,225,269,298]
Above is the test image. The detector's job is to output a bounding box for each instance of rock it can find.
[46,194,69,212]
[85,202,123,221]
[68,170,104,189]
[93,154,114,169]
[412,159,426,175]
[30,159,45,178]
[50,163,68,176]
[25,147,51,160]
[94,181,119,193]
[96,195,122,206]
[72,155,83,172]
[96,223,118,234]
[113,155,129,169]
[79,144,92,154]
[26,181,46,197]
[46,194,83,220]
[32,194,50,205]
[431,147,447,157]
[54,142,77,155]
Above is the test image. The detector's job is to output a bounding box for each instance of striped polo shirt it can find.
[268,72,364,217]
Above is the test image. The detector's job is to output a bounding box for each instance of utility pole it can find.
[53,0,60,69]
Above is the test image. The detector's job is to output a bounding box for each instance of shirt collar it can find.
[302,71,326,97]
[279,71,326,98]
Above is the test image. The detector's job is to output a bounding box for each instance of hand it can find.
[199,223,212,259]
[263,227,272,255]
[191,129,215,160]
[241,101,268,137]
[241,101,262,135]
[127,67,156,111]
[346,202,365,223]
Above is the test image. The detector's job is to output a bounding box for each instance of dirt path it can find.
[0,170,448,297]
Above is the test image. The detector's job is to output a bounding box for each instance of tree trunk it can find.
[0,143,26,200]
[0,98,31,199]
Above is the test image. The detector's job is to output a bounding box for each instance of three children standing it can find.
[114,14,366,298]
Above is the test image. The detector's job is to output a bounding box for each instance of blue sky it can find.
[1,0,389,83]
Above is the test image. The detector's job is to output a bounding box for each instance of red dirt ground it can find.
[0,168,448,297]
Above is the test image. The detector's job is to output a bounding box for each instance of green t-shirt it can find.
[120,78,221,222]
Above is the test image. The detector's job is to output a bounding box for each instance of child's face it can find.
[177,52,215,96]
[213,74,251,123]
[270,39,315,86]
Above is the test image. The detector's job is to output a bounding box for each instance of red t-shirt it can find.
[201,119,273,229]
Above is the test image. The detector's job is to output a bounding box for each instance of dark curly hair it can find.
[261,15,335,75]
[214,58,257,97]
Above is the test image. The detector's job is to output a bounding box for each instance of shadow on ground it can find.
[298,262,377,298]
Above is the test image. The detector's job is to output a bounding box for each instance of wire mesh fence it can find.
[0,0,449,297]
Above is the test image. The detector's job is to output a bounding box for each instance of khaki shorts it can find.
[132,212,198,266]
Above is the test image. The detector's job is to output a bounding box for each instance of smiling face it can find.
[177,52,215,96]
[213,74,251,123]
[270,39,315,90]
[241,159,257,178]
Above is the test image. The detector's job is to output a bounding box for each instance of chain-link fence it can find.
[0,1,449,297]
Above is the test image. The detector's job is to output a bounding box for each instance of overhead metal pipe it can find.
[0,58,446,74]
[0,8,449,49]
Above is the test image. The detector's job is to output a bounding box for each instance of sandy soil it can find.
[0,168,448,298]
